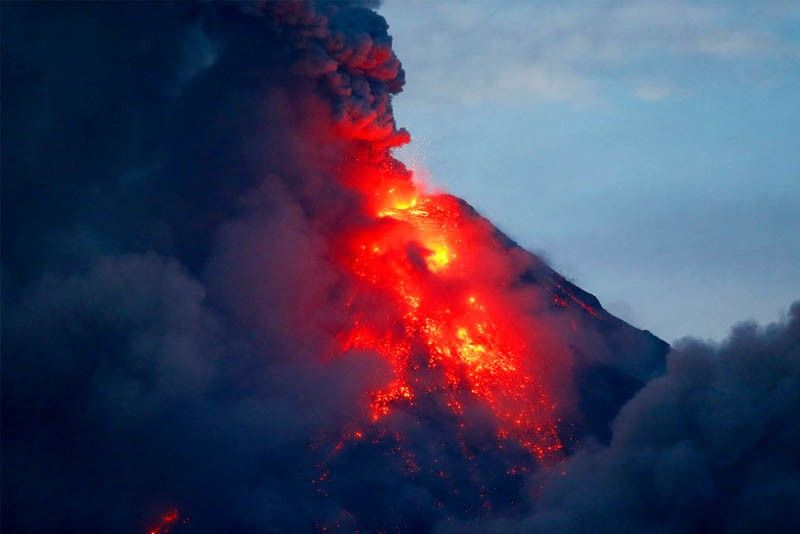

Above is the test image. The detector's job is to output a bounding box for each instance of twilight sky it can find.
[381,0,800,342]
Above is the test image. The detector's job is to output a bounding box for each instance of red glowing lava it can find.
[148,509,180,534]
[333,154,564,458]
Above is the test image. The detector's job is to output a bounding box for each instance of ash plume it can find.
[2,2,796,533]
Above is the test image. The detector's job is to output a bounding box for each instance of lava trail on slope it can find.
[334,155,566,458]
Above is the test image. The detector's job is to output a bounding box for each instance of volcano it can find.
[309,172,670,528]
[331,155,668,453]
[303,179,670,529]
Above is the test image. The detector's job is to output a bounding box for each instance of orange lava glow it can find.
[334,155,564,459]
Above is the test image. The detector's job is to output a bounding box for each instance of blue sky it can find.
[381,0,800,342]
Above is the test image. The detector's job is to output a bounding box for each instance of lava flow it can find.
[332,154,564,459]
[147,509,180,534]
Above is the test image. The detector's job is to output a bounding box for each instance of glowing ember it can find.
[333,155,564,459]
[148,509,180,534]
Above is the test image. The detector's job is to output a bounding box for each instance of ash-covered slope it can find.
[456,195,670,445]
[519,245,670,444]
[467,195,667,378]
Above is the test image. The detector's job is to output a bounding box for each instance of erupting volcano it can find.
[305,135,668,524]
[334,157,565,458]
[209,0,668,521]
[123,1,671,529]
[2,2,692,532]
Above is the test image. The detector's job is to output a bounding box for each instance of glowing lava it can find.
[334,156,564,459]
[148,509,180,534]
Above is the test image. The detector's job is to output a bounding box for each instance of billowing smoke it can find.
[457,303,800,533]
[2,2,796,533]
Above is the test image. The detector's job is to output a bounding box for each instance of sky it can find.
[381,0,800,342]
